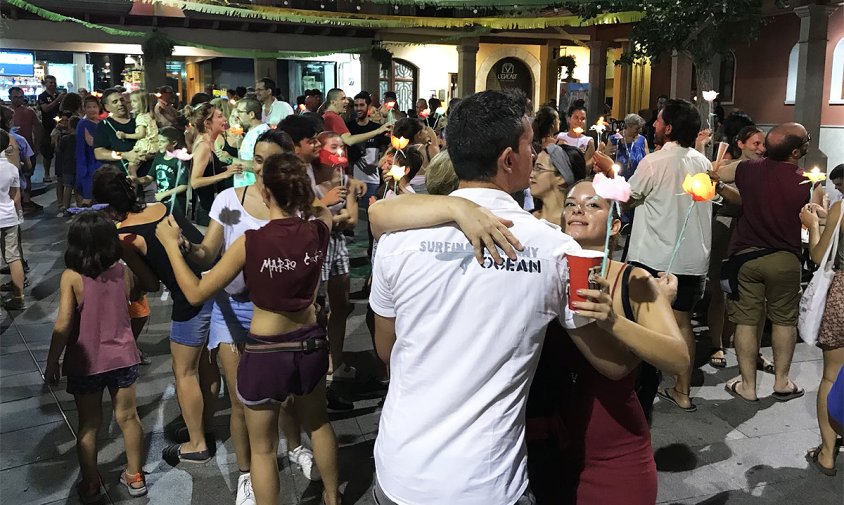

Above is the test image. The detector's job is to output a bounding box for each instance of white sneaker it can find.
[331,364,357,382]
[288,445,321,481]
[236,473,256,505]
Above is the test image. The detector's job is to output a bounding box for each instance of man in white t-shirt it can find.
[233,97,270,167]
[626,98,712,412]
[368,90,622,505]
[255,78,293,126]
[0,131,25,310]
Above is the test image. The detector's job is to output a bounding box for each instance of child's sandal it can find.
[120,470,148,497]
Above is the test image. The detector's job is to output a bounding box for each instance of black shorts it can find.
[630,262,705,313]
[67,365,140,395]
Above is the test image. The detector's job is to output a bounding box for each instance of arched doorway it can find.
[485,57,533,99]
[379,58,418,113]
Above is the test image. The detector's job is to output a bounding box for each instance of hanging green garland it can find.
[145,0,643,30]
[5,0,493,60]
[6,0,147,37]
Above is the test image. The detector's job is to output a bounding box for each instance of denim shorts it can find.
[209,293,258,349]
[170,300,213,347]
[67,365,140,395]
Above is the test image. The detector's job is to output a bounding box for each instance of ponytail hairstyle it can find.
[65,211,122,279]
[191,102,216,134]
[734,125,763,157]
[92,164,145,217]
[158,126,186,150]
[261,152,316,217]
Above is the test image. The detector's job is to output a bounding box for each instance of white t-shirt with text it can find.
[369,188,588,505]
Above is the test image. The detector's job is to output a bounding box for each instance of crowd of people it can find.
[1,74,842,505]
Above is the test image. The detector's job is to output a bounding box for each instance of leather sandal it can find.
[709,347,727,368]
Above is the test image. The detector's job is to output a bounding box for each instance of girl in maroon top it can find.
[527,180,690,504]
[45,212,159,503]
[156,152,341,505]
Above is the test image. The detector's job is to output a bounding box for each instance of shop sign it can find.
[486,57,532,97]
[0,52,35,77]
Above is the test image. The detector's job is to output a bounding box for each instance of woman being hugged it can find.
[45,212,159,503]
[542,180,688,504]
[156,152,342,505]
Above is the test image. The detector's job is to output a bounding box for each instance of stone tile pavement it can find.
[0,183,841,504]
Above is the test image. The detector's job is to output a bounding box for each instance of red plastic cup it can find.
[566,250,606,310]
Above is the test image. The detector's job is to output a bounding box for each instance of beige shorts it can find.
[1,225,21,264]
[727,251,801,326]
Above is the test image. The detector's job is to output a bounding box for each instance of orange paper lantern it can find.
[681,173,716,202]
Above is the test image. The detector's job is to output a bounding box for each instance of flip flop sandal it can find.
[805,447,837,476]
[772,384,805,402]
[657,388,697,412]
[162,443,212,465]
[724,381,760,403]
[709,347,727,368]
[756,357,775,374]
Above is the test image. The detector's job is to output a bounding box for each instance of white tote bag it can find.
[798,209,843,345]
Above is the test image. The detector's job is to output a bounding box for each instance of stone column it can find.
[670,50,693,101]
[72,53,88,92]
[794,4,835,170]
[539,40,561,106]
[254,58,278,85]
[456,38,479,99]
[360,51,382,97]
[586,40,609,124]
[614,43,633,119]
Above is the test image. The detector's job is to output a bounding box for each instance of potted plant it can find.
[371,46,393,71]
[142,30,174,91]
[142,30,175,60]
[556,55,577,81]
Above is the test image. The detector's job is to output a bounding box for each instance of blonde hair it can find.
[211,97,233,122]
[129,89,150,114]
[425,150,459,195]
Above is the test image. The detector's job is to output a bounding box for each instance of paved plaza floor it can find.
[1,184,841,505]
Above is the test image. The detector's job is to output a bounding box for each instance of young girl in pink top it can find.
[45,211,159,504]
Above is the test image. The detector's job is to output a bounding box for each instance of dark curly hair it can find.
[60,92,83,115]
[262,153,315,217]
[92,164,145,216]
[65,211,122,279]
[532,106,559,143]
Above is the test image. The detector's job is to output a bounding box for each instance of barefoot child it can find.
[45,212,159,503]
[116,90,159,179]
